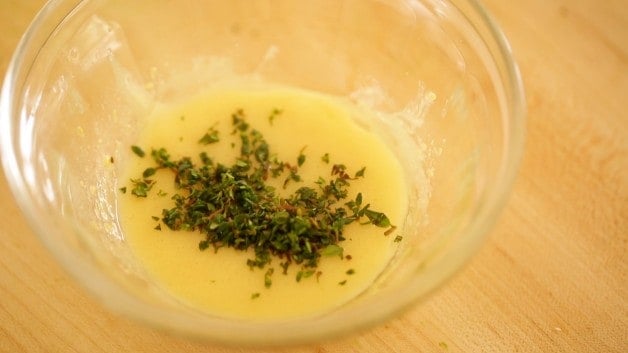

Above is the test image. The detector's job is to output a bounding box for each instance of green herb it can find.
[364,209,392,228]
[279,261,290,274]
[264,268,274,288]
[321,153,330,164]
[123,109,395,284]
[394,235,403,242]
[131,145,145,158]
[296,269,315,282]
[130,178,153,197]
[143,167,156,178]
[251,292,260,299]
[119,187,127,194]
[268,108,282,125]
[199,152,212,165]
[321,244,344,258]
[198,126,220,145]
[346,269,355,275]
[338,280,347,286]
[154,224,162,231]
[297,148,306,167]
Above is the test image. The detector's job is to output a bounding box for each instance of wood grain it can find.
[0,1,626,352]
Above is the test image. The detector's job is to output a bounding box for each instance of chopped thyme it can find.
[280,261,290,274]
[338,280,347,286]
[346,269,355,275]
[119,186,127,194]
[268,108,282,125]
[199,152,212,165]
[131,145,145,158]
[364,209,392,228]
[321,244,344,258]
[296,269,315,282]
[394,235,403,243]
[297,147,307,167]
[264,268,274,288]
[130,178,154,197]
[198,126,220,145]
[251,292,261,299]
[283,166,301,189]
[143,167,156,178]
[123,109,396,284]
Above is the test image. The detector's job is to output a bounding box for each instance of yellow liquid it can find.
[118,86,408,320]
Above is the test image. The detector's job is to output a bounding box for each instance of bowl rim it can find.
[1,0,525,345]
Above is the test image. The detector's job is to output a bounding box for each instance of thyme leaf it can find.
[198,126,220,145]
[131,145,145,158]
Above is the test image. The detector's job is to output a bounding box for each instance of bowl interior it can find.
[1,0,523,344]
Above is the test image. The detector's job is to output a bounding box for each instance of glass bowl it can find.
[1,0,524,345]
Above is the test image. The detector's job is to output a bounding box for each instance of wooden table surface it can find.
[1,1,626,352]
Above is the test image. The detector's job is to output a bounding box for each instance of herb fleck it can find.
[131,145,145,158]
[297,147,306,167]
[364,209,392,228]
[198,126,220,145]
[143,167,156,178]
[264,268,274,288]
[296,269,315,282]
[268,108,282,125]
[321,244,344,259]
[130,178,154,197]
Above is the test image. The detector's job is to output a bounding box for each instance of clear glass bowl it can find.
[1,0,524,345]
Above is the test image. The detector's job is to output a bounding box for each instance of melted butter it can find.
[118,86,408,320]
